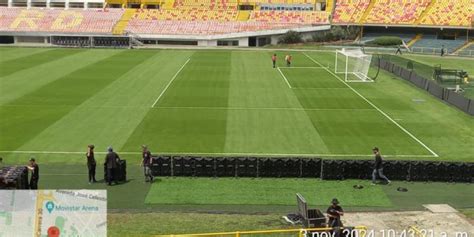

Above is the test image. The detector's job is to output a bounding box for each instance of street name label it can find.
[0,190,107,237]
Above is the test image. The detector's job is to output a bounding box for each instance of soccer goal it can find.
[335,48,374,82]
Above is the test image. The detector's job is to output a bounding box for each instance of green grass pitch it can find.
[0,47,473,235]
[1,47,473,163]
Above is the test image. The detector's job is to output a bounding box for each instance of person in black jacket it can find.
[104,146,120,186]
[86,145,97,184]
[372,147,391,185]
[27,158,39,190]
[327,198,344,236]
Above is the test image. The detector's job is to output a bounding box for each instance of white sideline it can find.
[151,58,190,108]
[279,67,324,69]
[154,106,373,111]
[0,150,436,158]
[277,67,292,88]
[303,52,439,158]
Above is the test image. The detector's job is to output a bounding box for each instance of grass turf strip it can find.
[145,178,392,207]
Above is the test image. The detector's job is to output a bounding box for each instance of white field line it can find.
[153,106,374,111]
[279,66,324,69]
[0,150,437,158]
[277,67,292,88]
[303,52,439,157]
[151,58,190,108]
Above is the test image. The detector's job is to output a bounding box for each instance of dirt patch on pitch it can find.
[343,210,473,236]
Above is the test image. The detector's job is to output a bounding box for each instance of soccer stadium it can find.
[0,0,473,236]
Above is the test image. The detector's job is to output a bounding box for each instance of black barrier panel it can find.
[392,65,401,76]
[321,160,344,180]
[282,158,301,177]
[0,166,29,189]
[385,62,394,72]
[401,68,412,81]
[194,157,216,177]
[301,158,321,178]
[236,157,258,177]
[104,160,127,182]
[446,90,470,112]
[383,161,410,181]
[379,60,388,70]
[427,80,445,99]
[409,161,429,181]
[410,74,428,90]
[215,157,236,177]
[151,156,171,176]
[349,160,372,180]
[172,156,195,176]
[258,158,277,177]
[468,100,474,115]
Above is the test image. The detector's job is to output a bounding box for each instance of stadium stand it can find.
[0,7,123,33]
[411,35,466,53]
[249,10,330,24]
[332,0,371,24]
[364,0,431,25]
[418,0,472,27]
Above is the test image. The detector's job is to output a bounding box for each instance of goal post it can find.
[335,48,374,82]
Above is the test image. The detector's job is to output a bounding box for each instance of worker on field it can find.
[285,54,292,67]
[142,145,154,183]
[440,45,445,57]
[371,147,391,185]
[86,144,97,184]
[396,45,402,55]
[327,198,344,236]
[27,158,39,190]
[272,54,277,68]
[104,146,120,186]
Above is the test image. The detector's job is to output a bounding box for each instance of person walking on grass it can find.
[86,144,97,184]
[142,145,154,183]
[372,147,391,185]
[272,54,277,68]
[396,45,403,55]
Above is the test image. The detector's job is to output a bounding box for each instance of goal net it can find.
[335,48,374,82]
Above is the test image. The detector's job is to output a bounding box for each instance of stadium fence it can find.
[150,156,473,183]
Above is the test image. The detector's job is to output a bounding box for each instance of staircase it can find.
[127,31,144,46]
[453,41,474,55]
[236,10,250,21]
[407,34,423,47]
[359,0,376,24]
[415,0,435,25]
[112,9,135,35]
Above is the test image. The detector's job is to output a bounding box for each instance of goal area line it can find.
[0,150,437,158]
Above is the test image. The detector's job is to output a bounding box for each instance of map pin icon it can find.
[45,201,54,214]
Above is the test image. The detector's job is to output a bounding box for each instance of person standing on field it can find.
[104,146,120,186]
[27,158,39,190]
[372,147,391,185]
[327,198,344,236]
[142,145,154,183]
[285,54,292,67]
[396,45,403,55]
[86,144,97,184]
[271,54,277,68]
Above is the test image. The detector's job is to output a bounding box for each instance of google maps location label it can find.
[45,201,54,214]
[48,226,60,237]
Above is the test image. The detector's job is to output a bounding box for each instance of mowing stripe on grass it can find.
[151,58,190,108]
[0,48,83,77]
[303,52,439,157]
[154,106,374,111]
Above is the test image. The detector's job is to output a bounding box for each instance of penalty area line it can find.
[277,67,292,88]
[0,150,437,158]
[302,52,438,158]
[151,58,190,108]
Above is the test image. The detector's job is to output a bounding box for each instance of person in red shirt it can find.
[271,54,277,68]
